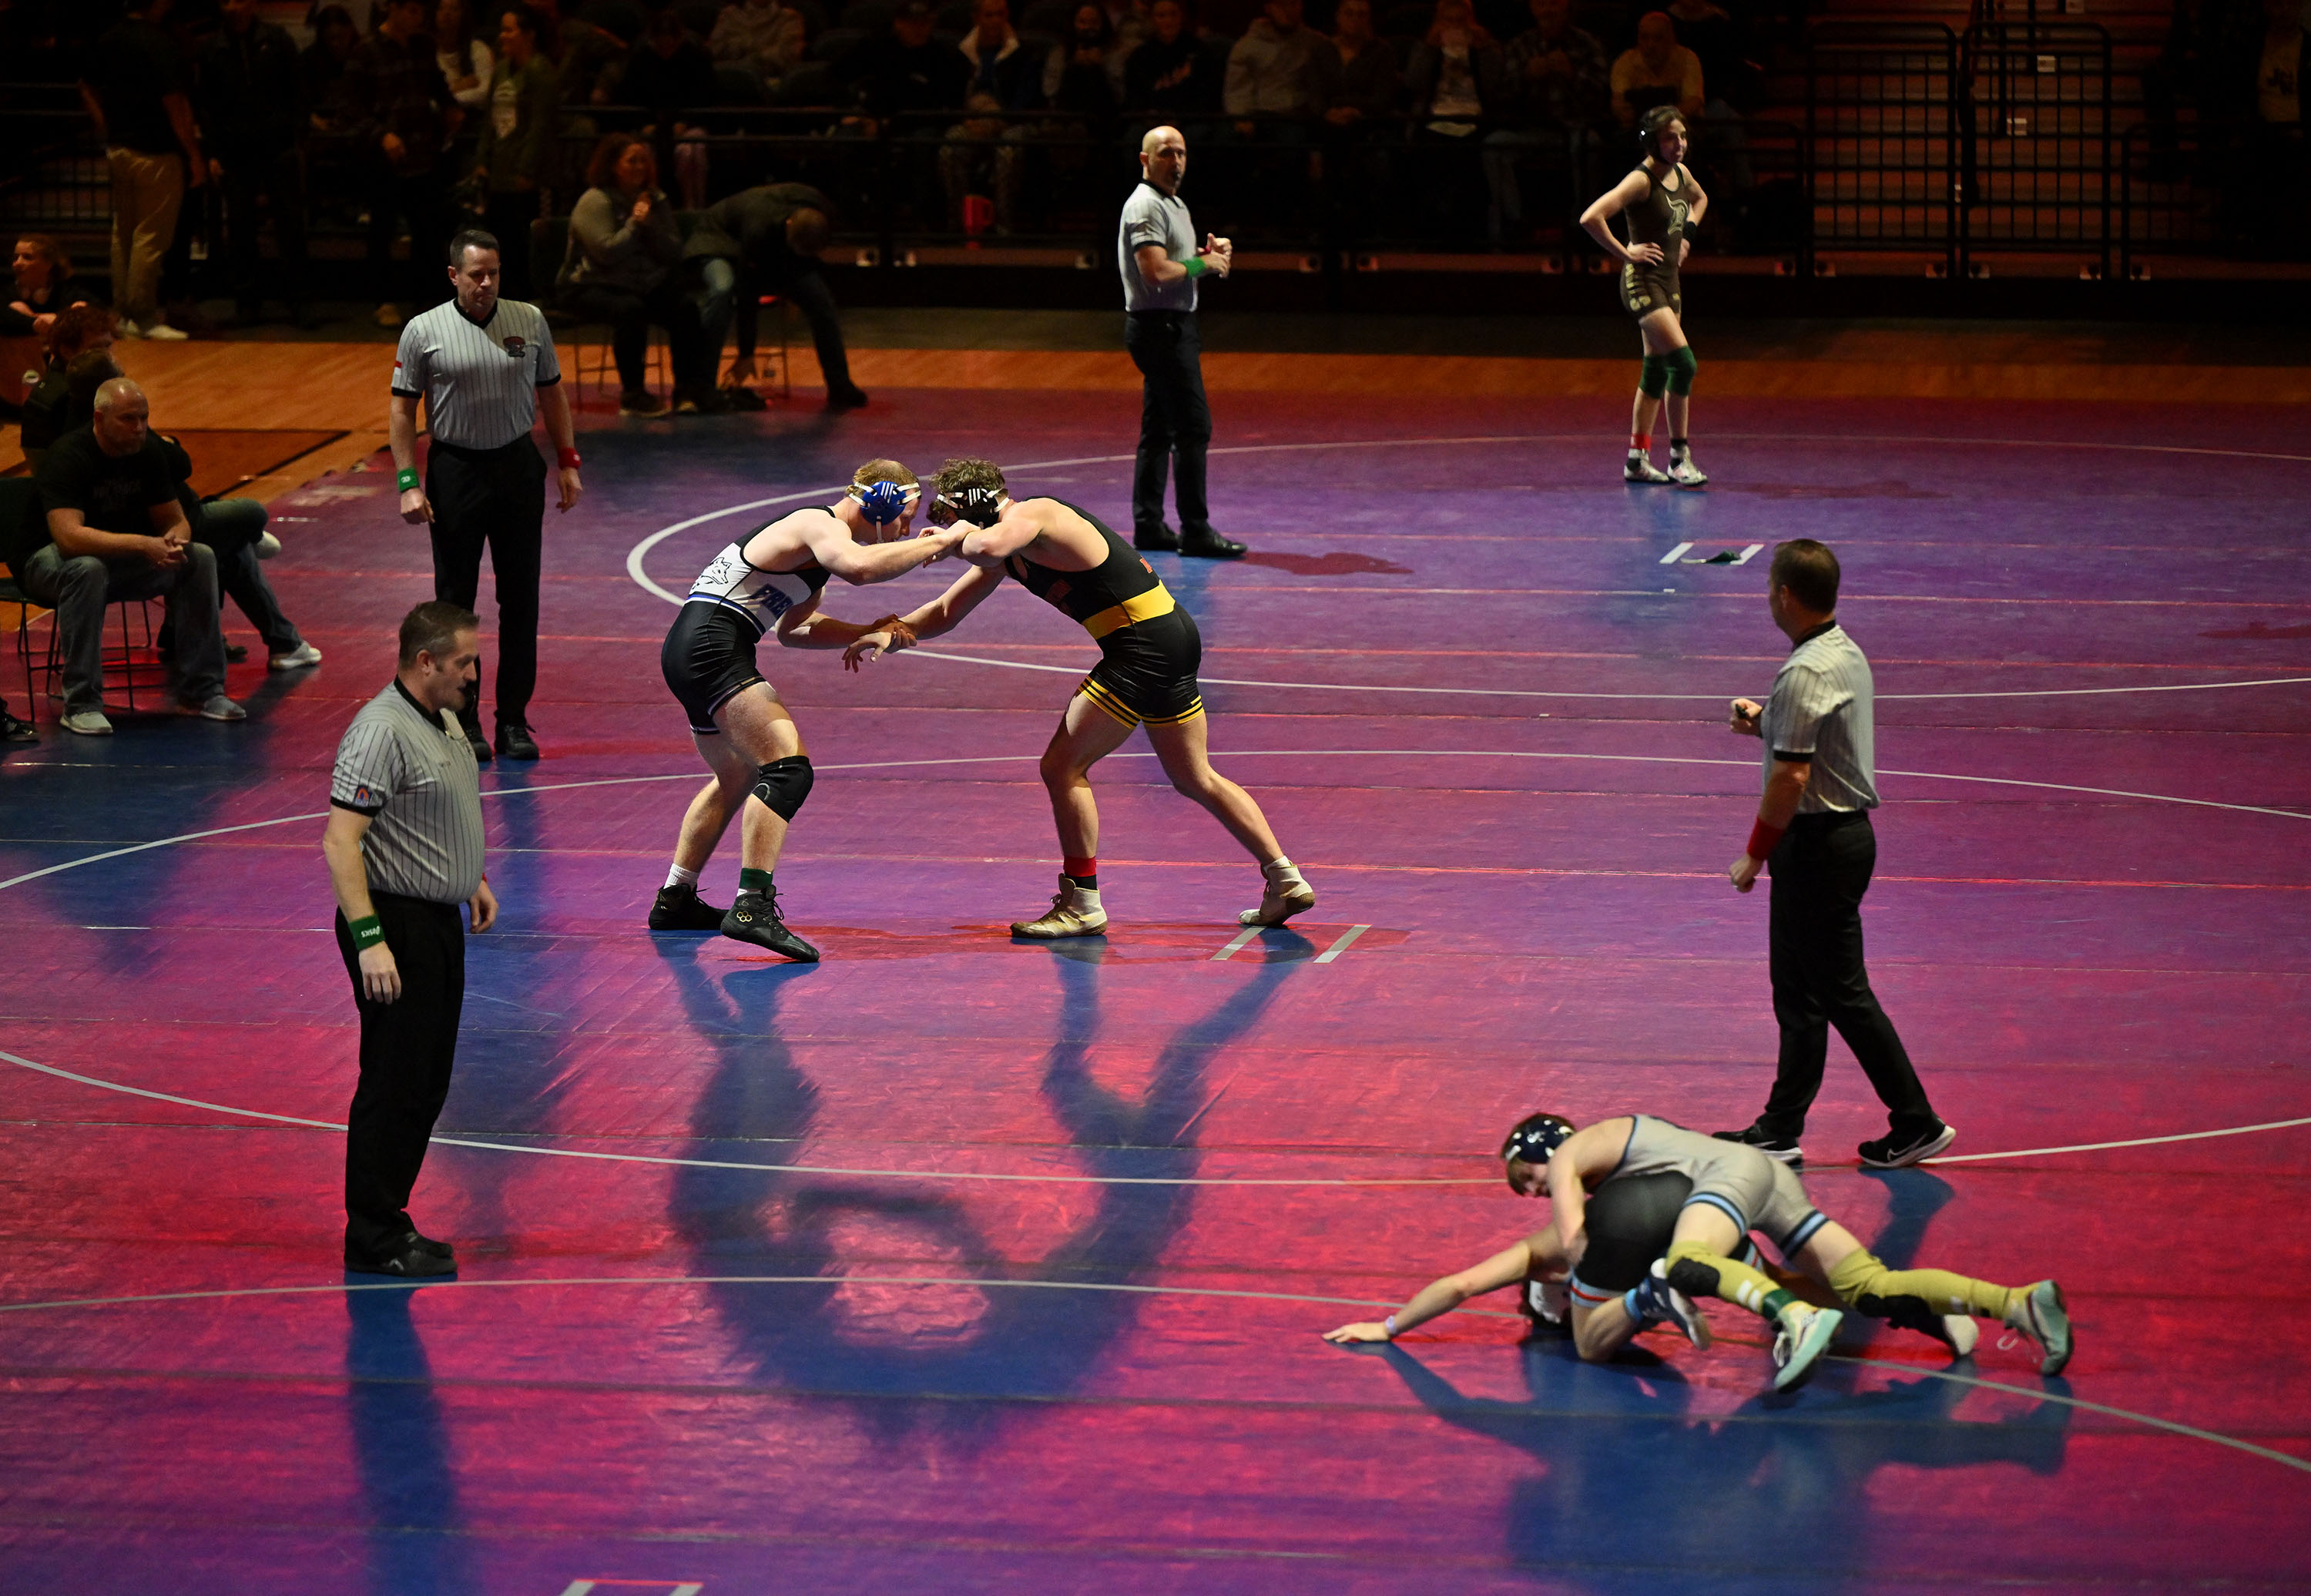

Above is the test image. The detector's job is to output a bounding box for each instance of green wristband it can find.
[1182,256,1209,278]
[348,914,385,949]
[397,468,419,492]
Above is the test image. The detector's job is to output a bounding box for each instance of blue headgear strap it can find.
[854,478,913,525]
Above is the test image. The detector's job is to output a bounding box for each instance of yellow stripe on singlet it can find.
[1081,585,1176,640]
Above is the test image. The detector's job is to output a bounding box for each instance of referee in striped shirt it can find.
[323,601,497,1278]
[1719,539,1954,1172]
[389,227,583,763]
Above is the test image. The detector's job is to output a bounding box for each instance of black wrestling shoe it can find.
[495,722,539,760]
[722,887,820,961]
[649,881,726,930]
[1133,525,1182,552]
[1179,528,1247,558]
[345,1232,457,1277]
[1857,1122,1957,1168]
[1712,1122,1804,1166]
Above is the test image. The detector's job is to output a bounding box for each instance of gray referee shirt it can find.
[1119,182,1198,314]
[1761,621,1880,814]
[391,297,562,450]
[332,681,487,904]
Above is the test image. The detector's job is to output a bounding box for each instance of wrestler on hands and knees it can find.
[1328,1112,2072,1394]
[837,457,1314,937]
[652,459,966,960]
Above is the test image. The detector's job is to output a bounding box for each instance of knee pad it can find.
[750,755,814,821]
[1665,346,1698,395]
[1639,352,1672,398]
[1664,1239,1720,1299]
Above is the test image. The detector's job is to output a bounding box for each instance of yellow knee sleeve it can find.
[1828,1248,2015,1326]
[1666,1237,1796,1323]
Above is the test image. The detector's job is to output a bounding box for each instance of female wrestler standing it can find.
[1580,104,1709,487]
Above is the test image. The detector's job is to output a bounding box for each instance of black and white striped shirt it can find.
[391,297,562,450]
[331,681,487,903]
[1762,621,1880,814]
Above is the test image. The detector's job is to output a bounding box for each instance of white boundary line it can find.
[1313,925,1371,964]
[0,1271,2299,1476]
[625,458,2311,708]
[1924,1115,2311,1164]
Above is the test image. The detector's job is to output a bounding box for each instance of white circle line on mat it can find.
[0,1272,2299,1476]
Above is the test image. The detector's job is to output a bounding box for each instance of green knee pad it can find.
[1639,353,1672,398]
[1664,346,1698,396]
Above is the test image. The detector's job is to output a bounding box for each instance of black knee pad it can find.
[750,756,814,820]
[1666,1256,1721,1299]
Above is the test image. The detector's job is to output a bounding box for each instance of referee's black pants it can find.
[335,892,465,1260]
[1759,810,1940,1138]
[426,436,546,733]
[1125,310,1213,537]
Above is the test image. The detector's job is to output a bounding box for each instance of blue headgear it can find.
[1500,1113,1575,1190]
[935,484,1005,528]
[852,478,915,526]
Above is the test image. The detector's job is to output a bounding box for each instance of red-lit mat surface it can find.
[2,391,2307,1594]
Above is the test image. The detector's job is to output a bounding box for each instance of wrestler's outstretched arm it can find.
[836,564,1009,670]
[1323,1232,1560,1345]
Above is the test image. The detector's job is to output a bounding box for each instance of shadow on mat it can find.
[344,1286,477,1596]
[657,925,1310,1453]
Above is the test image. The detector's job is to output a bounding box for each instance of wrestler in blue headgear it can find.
[1500,1112,1576,1191]
[847,474,919,528]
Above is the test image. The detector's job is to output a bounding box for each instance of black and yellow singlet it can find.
[1008,498,1206,728]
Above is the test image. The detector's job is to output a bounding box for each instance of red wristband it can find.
[556,447,581,471]
[1746,818,1785,860]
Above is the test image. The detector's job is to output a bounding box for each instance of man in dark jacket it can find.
[841,0,971,119]
[684,183,867,410]
[200,0,311,325]
[342,0,461,324]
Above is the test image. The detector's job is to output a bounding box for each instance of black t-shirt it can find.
[36,428,183,538]
[89,18,189,154]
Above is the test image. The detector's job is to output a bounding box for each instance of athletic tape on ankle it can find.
[347,914,385,949]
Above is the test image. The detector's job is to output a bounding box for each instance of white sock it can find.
[665,863,700,890]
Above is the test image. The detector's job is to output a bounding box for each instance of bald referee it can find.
[323,601,496,1279]
[1719,539,1953,1172]
[389,226,582,763]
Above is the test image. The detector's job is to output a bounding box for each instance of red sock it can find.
[1063,856,1097,884]
[1629,433,1652,451]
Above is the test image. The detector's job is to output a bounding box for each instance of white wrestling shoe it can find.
[1625,454,1672,484]
[1772,1303,1843,1391]
[1238,858,1315,927]
[1668,453,1709,486]
[1011,875,1108,938]
[2005,1279,2073,1376]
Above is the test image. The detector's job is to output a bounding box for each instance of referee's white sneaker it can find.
[269,642,324,670]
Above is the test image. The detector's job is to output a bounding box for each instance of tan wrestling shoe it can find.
[1238,860,1315,927]
[1011,875,1108,938]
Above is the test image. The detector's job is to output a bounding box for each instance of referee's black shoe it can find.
[1133,524,1181,552]
[344,1232,457,1278]
[1179,526,1247,559]
[1712,1122,1804,1166]
[649,881,726,930]
[458,709,493,763]
[722,887,820,961]
[1857,1121,1957,1168]
[495,722,540,760]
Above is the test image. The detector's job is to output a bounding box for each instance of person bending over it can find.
[837,457,1314,937]
[653,459,966,961]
